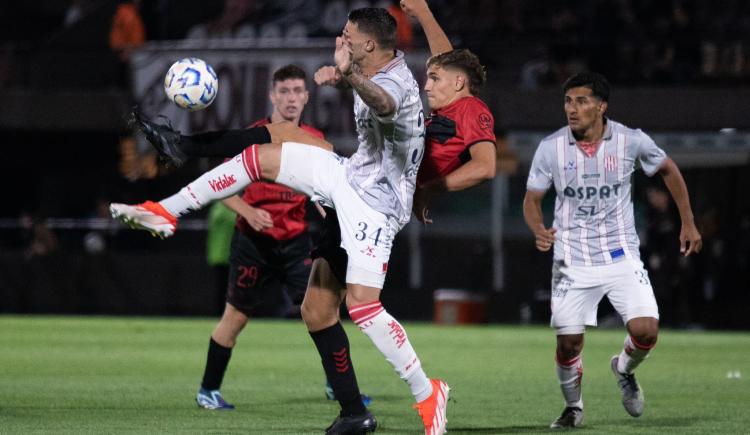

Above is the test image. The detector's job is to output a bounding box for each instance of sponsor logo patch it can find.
[208,174,237,192]
[478,112,492,130]
[605,155,618,171]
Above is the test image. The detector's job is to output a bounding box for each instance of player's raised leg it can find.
[129,107,331,167]
[606,261,660,417]
[611,317,658,417]
[110,141,330,236]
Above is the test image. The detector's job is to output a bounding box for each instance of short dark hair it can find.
[427,49,487,95]
[563,72,610,101]
[348,8,397,50]
[272,64,307,84]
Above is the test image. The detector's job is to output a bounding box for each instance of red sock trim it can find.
[555,353,581,368]
[629,335,656,350]
[348,301,384,326]
[241,144,261,181]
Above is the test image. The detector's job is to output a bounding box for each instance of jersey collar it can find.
[376,50,405,75]
[567,117,613,145]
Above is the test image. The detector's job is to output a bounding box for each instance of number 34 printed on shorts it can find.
[355,221,385,245]
[354,221,390,257]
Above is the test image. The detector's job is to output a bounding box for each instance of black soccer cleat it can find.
[128,106,187,167]
[550,406,583,429]
[325,411,377,435]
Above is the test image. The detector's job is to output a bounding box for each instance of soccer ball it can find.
[164,58,218,111]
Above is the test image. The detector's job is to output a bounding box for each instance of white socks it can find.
[556,353,583,409]
[160,153,256,217]
[349,301,432,402]
[617,335,655,374]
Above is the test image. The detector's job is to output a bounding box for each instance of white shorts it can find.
[550,258,659,335]
[276,142,397,288]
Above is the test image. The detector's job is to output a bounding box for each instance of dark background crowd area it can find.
[0,0,748,329]
[3,0,750,88]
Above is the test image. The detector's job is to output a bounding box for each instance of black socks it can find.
[201,337,233,390]
[310,323,367,416]
[180,127,272,158]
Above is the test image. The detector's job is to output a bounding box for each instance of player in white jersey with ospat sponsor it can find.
[523,72,702,429]
[110,8,449,435]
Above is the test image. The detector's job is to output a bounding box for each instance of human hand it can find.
[314,66,341,86]
[242,207,273,232]
[334,36,353,76]
[412,188,433,224]
[679,222,702,256]
[534,227,557,252]
[400,0,430,17]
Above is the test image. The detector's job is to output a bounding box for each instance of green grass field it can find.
[1,316,748,434]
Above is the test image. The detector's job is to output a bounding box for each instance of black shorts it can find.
[310,207,348,285]
[227,230,312,317]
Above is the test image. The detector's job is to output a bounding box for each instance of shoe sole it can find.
[130,109,185,168]
[196,400,234,411]
[110,204,173,239]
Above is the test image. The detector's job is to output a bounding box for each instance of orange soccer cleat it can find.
[413,379,450,435]
[110,200,177,239]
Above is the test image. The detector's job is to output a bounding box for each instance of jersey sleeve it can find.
[527,142,553,191]
[635,130,667,176]
[370,73,407,123]
[460,100,496,147]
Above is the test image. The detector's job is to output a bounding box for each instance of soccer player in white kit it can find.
[111,8,450,435]
[523,72,702,428]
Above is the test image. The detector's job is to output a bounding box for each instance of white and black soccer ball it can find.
[164,58,218,111]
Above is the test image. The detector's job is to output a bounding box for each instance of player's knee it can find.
[632,330,658,347]
[344,285,381,311]
[628,317,659,346]
[556,335,584,359]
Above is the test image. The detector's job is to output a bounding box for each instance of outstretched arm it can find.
[657,157,702,255]
[400,0,453,55]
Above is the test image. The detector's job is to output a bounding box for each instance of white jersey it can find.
[527,119,667,266]
[346,50,425,227]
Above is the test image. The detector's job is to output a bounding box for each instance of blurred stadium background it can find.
[1,0,749,331]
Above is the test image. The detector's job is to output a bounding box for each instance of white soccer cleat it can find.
[413,379,450,435]
[611,355,645,417]
[110,201,177,239]
[195,388,235,410]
